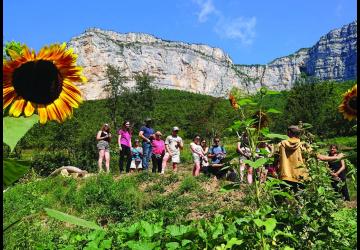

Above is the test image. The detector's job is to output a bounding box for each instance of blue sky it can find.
[3,0,357,65]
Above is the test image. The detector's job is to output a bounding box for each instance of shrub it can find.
[31,151,72,176]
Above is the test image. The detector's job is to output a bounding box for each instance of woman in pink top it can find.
[118,121,132,173]
[151,131,165,173]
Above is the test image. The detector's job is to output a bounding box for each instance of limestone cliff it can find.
[68,21,357,100]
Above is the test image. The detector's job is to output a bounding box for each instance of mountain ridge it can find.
[68,21,357,100]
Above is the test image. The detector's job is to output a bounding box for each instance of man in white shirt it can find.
[161,126,183,173]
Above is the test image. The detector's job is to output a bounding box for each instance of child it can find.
[190,135,206,176]
[130,139,143,172]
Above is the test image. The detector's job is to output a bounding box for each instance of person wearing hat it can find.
[162,126,184,173]
[151,131,166,173]
[139,118,155,171]
[276,125,310,192]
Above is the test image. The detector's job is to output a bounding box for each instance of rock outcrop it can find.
[68,21,357,100]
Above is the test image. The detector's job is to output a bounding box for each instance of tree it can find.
[282,76,356,137]
[104,64,129,129]
[120,72,158,129]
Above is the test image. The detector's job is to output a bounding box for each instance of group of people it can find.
[96,120,350,201]
[96,118,184,175]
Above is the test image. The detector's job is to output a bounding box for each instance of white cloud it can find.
[193,0,256,45]
[215,16,256,45]
[194,0,217,23]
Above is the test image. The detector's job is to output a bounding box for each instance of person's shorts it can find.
[130,160,143,169]
[192,153,201,163]
[165,152,180,163]
[97,141,109,151]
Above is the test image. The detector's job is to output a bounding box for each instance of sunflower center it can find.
[12,60,63,105]
[348,96,357,112]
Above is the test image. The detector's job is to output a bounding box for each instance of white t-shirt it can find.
[165,135,183,155]
[190,142,203,156]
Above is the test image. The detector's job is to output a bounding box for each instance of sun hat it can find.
[155,131,162,136]
[144,117,152,122]
[172,126,180,131]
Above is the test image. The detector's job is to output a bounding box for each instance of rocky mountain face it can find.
[68,21,357,100]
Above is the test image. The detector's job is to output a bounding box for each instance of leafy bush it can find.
[31,151,72,176]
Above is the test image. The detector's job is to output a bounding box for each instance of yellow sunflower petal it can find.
[24,101,36,117]
[59,91,80,108]
[54,98,73,122]
[7,49,21,60]
[3,88,17,109]
[37,105,48,124]
[9,98,26,117]
[46,103,61,122]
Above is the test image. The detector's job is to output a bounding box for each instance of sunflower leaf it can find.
[3,115,39,152]
[3,158,30,186]
[44,208,103,230]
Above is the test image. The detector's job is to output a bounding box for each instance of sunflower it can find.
[229,93,239,110]
[3,43,87,124]
[338,84,357,121]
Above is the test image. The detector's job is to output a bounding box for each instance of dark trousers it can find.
[152,154,163,173]
[119,144,131,173]
[331,179,350,201]
[207,165,227,179]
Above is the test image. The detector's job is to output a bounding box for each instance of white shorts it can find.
[165,152,180,163]
[130,160,142,169]
[192,153,201,163]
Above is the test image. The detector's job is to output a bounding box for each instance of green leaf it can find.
[283,246,295,250]
[3,115,39,152]
[126,240,156,250]
[264,133,288,140]
[165,242,180,250]
[166,225,191,237]
[224,238,243,249]
[139,220,162,238]
[237,98,255,106]
[243,158,268,169]
[212,223,224,239]
[263,218,277,234]
[254,218,277,235]
[317,186,325,195]
[99,239,112,249]
[265,90,281,95]
[126,221,140,236]
[3,158,30,186]
[44,208,102,230]
[181,239,192,246]
[267,108,282,114]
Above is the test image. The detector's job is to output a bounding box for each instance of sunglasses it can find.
[215,140,220,142]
